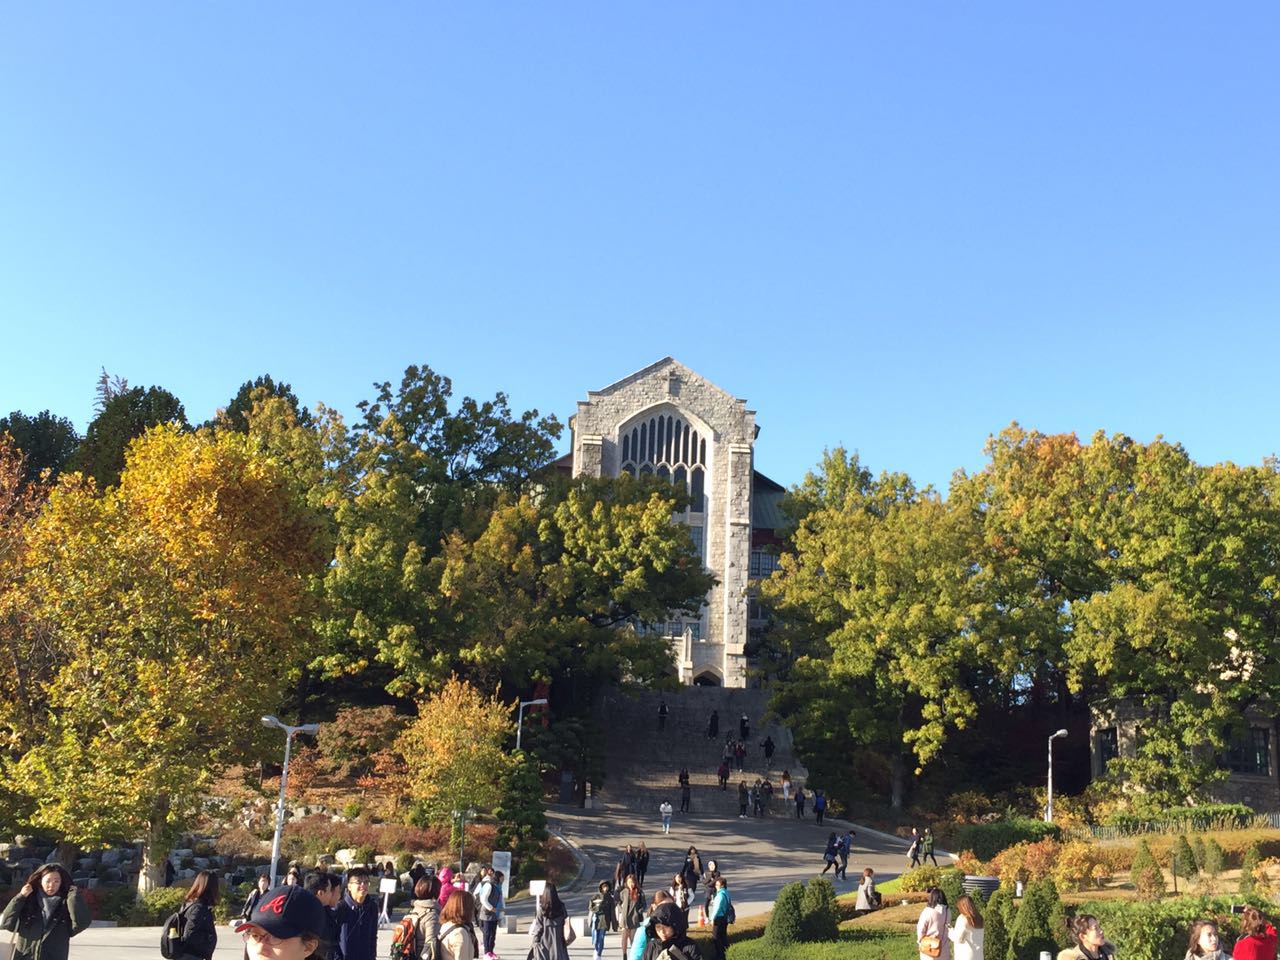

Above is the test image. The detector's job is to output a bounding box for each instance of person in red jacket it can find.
[1234,907,1278,960]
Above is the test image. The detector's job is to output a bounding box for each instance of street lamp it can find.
[515,698,549,751]
[1046,729,1069,823]
[262,715,320,887]
[451,807,477,873]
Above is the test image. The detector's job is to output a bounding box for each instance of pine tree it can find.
[984,886,1014,960]
[1201,839,1225,894]
[493,754,548,885]
[766,882,806,944]
[1172,835,1198,879]
[1193,836,1208,871]
[1009,878,1064,960]
[1130,840,1166,898]
[798,877,840,941]
[1240,844,1260,895]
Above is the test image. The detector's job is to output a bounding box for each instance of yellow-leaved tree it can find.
[396,677,514,846]
[4,424,329,890]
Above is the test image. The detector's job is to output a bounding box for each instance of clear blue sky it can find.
[3,3,1277,492]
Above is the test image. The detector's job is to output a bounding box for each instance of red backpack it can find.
[389,916,416,960]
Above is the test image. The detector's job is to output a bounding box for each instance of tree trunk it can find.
[137,795,171,895]
[54,841,79,869]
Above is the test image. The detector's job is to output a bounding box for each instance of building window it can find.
[618,412,707,513]
[1227,727,1272,776]
[750,551,781,578]
[689,525,704,558]
[1098,727,1118,766]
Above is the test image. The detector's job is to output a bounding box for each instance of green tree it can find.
[0,410,79,486]
[1171,835,1198,881]
[73,385,187,488]
[1192,836,1207,872]
[216,375,313,433]
[494,753,548,885]
[1130,840,1165,898]
[1201,839,1225,893]
[798,877,839,942]
[4,425,329,890]
[984,885,1014,960]
[1008,878,1063,960]
[764,881,805,945]
[1240,843,1261,894]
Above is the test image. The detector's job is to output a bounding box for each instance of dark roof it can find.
[550,451,574,475]
[752,470,787,531]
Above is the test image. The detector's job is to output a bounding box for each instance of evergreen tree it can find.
[1008,878,1063,960]
[798,877,840,942]
[1201,839,1225,894]
[1241,843,1261,894]
[1130,840,1165,897]
[765,882,805,944]
[1171,835,1198,885]
[1193,836,1207,872]
[493,753,548,885]
[984,885,1014,960]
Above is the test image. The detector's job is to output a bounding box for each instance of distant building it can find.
[561,358,785,687]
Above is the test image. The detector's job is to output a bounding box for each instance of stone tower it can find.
[569,358,756,687]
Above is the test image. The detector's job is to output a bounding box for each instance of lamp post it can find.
[452,807,476,873]
[1046,728,1069,823]
[262,715,320,887]
[515,698,548,751]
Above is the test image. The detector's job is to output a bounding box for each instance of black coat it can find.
[178,902,218,960]
[0,888,92,960]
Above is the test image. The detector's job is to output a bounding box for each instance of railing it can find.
[1068,812,1279,841]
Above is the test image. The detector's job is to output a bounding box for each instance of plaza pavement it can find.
[70,799,932,960]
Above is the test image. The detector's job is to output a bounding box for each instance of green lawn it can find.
[728,927,918,960]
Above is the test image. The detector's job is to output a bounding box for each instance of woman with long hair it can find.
[668,873,691,919]
[1233,908,1277,960]
[948,894,983,960]
[681,848,702,895]
[438,890,479,960]
[635,843,650,887]
[619,874,645,960]
[916,887,949,960]
[1058,914,1115,960]
[627,891,672,960]
[529,884,571,960]
[0,864,92,960]
[1187,920,1230,960]
[177,871,221,960]
[854,868,879,912]
[820,832,838,874]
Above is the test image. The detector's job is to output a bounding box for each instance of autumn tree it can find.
[4,424,329,890]
[215,375,314,433]
[396,677,514,841]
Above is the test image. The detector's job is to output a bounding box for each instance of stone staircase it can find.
[595,687,808,817]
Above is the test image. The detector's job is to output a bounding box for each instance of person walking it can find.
[657,701,669,732]
[737,781,749,818]
[948,895,984,960]
[708,877,732,960]
[794,786,806,819]
[781,770,792,802]
[405,877,441,960]
[241,874,271,920]
[916,888,950,960]
[305,873,346,960]
[820,833,839,875]
[614,846,637,890]
[659,800,673,834]
[717,759,730,790]
[175,871,220,960]
[680,781,692,814]
[706,711,719,740]
[907,830,923,870]
[668,875,691,922]
[681,848,702,896]
[619,875,645,960]
[587,881,616,960]
[836,830,854,880]
[762,736,775,763]
[750,780,762,818]
[528,885,571,960]
[922,828,939,867]
[678,767,690,788]
[813,789,827,825]
[438,891,479,960]
[635,844,650,888]
[734,741,746,772]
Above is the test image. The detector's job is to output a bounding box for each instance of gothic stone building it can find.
[562,358,784,688]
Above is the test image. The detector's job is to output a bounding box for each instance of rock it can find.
[18,858,43,873]
[178,869,196,881]
[193,857,210,870]
[292,807,309,820]
[170,848,194,861]
[103,867,124,882]
[316,854,336,867]
[76,858,96,872]
[335,849,358,867]
[101,849,126,867]
[73,876,99,889]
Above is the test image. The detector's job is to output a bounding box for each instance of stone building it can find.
[562,358,785,687]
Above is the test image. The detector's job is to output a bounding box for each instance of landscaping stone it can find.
[335,849,358,866]
[102,849,126,866]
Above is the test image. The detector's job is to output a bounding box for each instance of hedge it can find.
[953,818,1061,859]
[1073,895,1274,960]
[1103,804,1256,835]
[728,927,917,960]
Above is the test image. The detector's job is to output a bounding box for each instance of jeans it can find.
[592,927,605,956]
[662,815,671,834]
[481,917,498,954]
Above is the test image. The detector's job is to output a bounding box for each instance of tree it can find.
[1241,843,1261,894]
[1171,835,1198,882]
[494,753,548,885]
[1130,840,1165,898]
[798,877,840,941]
[73,385,187,488]
[0,410,79,486]
[1008,877,1064,960]
[3,424,329,890]
[1201,839,1225,893]
[764,881,805,945]
[984,885,1014,960]
[395,677,514,840]
[215,375,313,433]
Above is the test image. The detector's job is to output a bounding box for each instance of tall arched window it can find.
[619,412,708,513]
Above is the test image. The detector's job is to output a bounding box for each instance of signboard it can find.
[528,879,546,898]
[379,877,398,894]
[491,851,512,902]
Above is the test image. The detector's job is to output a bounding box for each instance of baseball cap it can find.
[235,886,328,940]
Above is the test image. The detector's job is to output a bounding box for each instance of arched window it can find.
[618,411,708,513]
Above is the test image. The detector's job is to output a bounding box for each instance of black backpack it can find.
[160,907,186,960]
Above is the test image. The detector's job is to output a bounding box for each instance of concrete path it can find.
[65,803,927,960]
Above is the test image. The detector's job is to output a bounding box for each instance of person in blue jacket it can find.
[708,876,732,960]
[336,868,378,960]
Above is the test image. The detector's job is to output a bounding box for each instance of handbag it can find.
[1,931,15,960]
[919,936,943,958]
[564,919,577,947]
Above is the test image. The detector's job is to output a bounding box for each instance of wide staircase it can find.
[595,687,808,818]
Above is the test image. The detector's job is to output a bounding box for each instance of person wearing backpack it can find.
[0,864,91,960]
[169,870,220,960]
[438,891,479,960]
[473,868,499,959]
[404,876,441,960]
[588,880,617,960]
[707,877,732,960]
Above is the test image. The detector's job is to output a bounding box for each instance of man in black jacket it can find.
[643,902,703,960]
[336,868,378,960]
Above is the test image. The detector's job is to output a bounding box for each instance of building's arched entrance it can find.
[693,670,721,686]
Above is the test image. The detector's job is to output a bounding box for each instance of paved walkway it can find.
[66,802,930,960]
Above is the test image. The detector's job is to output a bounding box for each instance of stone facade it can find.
[569,358,757,687]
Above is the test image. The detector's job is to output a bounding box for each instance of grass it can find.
[728,927,918,960]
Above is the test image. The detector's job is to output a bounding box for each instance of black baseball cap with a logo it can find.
[236,886,329,940]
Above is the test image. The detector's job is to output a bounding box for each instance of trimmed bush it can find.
[1170,836,1197,878]
[798,878,840,942]
[1008,878,1063,960]
[938,868,966,909]
[1193,836,1207,869]
[1201,840,1224,893]
[899,865,944,892]
[984,886,1013,960]
[1240,843,1261,894]
[765,881,805,944]
[1129,840,1165,898]
[954,818,1061,860]
[1050,841,1109,892]
[1076,895,1272,960]
[127,886,187,926]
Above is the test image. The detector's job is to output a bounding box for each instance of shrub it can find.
[342,800,363,821]
[1129,840,1165,898]
[765,882,805,944]
[1103,803,1256,835]
[1240,843,1261,894]
[798,878,840,942]
[352,845,375,866]
[1077,895,1272,960]
[395,852,415,873]
[953,818,1061,860]
[1200,840,1224,893]
[953,850,986,875]
[1170,836,1198,878]
[215,827,267,860]
[1050,841,1110,893]
[1008,878,1063,960]
[899,865,944,892]
[80,886,137,923]
[1022,838,1060,882]
[984,886,1014,960]
[938,868,966,909]
[127,886,187,926]
[1193,836,1207,869]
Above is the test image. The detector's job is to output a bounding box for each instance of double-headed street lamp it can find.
[1046,728,1069,823]
[515,698,548,751]
[262,715,320,887]
[452,807,477,873]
